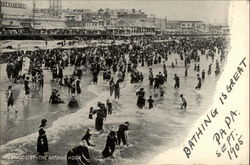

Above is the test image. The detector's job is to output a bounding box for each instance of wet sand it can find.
[0,64,96,145]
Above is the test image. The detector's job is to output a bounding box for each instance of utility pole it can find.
[165,16,167,29]
[49,0,62,16]
[0,1,2,28]
[32,0,36,31]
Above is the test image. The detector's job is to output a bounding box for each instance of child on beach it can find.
[159,86,164,97]
[89,107,94,119]
[106,99,113,114]
[195,74,202,90]
[147,96,154,109]
[6,85,18,113]
[180,94,187,109]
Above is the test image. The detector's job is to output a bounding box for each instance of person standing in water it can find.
[89,107,94,119]
[215,60,220,75]
[93,102,105,132]
[6,85,18,113]
[37,119,48,157]
[147,96,154,109]
[180,94,187,109]
[149,70,154,86]
[76,78,81,97]
[114,81,120,100]
[163,67,168,82]
[136,88,145,109]
[171,62,175,68]
[117,122,129,147]
[185,67,188,77]
[106,99,113,114]
[154,75,160,90]
[23,76,31,101]
[207,63,212,75]
[159,86,165,97]
[174,74,180,89]
[197,64,200,72]
[195,74,202,90]
[102,130,117,158]
[109,77,115,97]
[202,69,205,80]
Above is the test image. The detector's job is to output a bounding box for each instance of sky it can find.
[21,0,230,25]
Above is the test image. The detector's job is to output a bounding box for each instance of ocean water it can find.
[0,50,225,165]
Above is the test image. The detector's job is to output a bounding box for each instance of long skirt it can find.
[137,97,145,108]
[95,117,103,131]
[37,135,48,155]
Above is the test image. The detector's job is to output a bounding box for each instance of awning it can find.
[69,27,83,29]
[34,24,57,29]
[2,25,23,29]
[34,21,66,29]
[1,49,18,53]
[83,26,106,31]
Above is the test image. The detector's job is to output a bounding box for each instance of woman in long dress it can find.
[102,131,117,158]
[136,88,145,109]
[37,119,48,156]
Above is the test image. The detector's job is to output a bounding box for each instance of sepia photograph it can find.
[0,0,249,165]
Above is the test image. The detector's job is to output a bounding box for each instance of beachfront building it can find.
[116,9,147,19]
[105,9,156,36]
[64,12,84,28]
[106,18,156,37]
[63,8,114,28]
[155,19,207,35]
[33,17,66,36]
[207,25,230,35]
[179,21,205,34]
[1,1,228,39]
[0,0,66,36]
[0,0,31,30]
[49,0,62,16]
[63,9,106,35]
[221,26,230,34]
